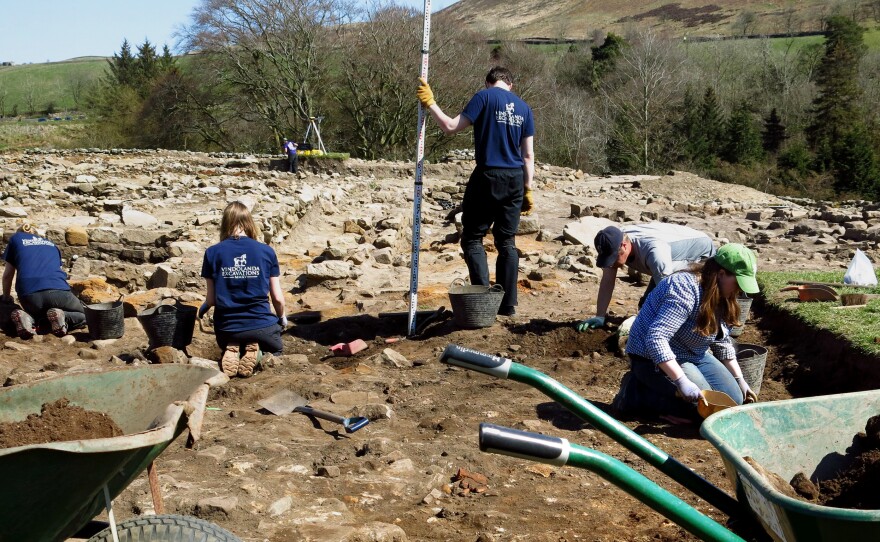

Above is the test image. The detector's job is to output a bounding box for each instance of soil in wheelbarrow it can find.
[0,398,123,448]
[785,415,880,509]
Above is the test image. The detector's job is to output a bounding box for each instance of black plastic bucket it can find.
[84,295,125,340]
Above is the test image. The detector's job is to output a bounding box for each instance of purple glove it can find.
[674,375,702,403]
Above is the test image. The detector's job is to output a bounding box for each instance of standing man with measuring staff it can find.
[417,67,535,317]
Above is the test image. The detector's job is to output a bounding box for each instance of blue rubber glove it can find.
[576,316,605,332]
[674,375,702,403]
[198,302,210,319]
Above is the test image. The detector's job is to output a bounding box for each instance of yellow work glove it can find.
[521,188,534,215]
[417,77,435,108]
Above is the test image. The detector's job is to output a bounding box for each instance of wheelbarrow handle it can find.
[440,344,512,378]
[294,406,370,433]
[480,423,570,466]
[441,344,741,519]
[479,424,745,542]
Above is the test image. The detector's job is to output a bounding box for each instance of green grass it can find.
[0,119,88,151]
[759,270,880,355]
[301,152,350,160]
[0,58,107,115]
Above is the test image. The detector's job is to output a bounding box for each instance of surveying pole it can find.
[303,116,327,153]
[407,0,432,337]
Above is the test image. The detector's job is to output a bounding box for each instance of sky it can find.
[0,0,460,64]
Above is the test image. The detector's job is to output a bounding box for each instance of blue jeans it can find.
[619,352,743,419]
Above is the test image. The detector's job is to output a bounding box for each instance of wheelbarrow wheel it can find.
[87,514,241,542]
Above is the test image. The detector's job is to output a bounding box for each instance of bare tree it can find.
[734,11,758,36]
[180,0,354,144]
[23,77,38,115]
[66,72,97,111]
[602,29,685,172]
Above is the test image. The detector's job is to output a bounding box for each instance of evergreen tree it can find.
[106,39,136,88]
[723,103,764,165]
[807,16,866,153]
[134,40,159,97]
[590,33,625,90]
[159,45,176,72]
[700,86,725,159]
[762,108,787,154]
[831,122,880,196]
[675,86,710,164]
[607,114,639,173]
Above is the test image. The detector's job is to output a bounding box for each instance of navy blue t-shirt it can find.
[2,232,70,296]
[461,86,535,168]
[201,236,280,333]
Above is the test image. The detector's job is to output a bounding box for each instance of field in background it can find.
[0,57,106,114]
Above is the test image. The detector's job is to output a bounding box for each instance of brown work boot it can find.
[220,343,240,377]
[238,342,261,378]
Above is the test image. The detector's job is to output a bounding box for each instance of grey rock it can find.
[148,264,180,289]
[562,217,616,247]
[268,495,293,517]
[121,207,159,227]
[517,216,541,235]
[373,248,394,264]
[306,261,360,282]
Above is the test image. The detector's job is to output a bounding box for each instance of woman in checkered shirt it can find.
[613,244,759,421]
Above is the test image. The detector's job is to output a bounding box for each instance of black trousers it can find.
[287,153,298,173]
[216,323,283,355]
[20,289,86,331]
[460,166,523,311]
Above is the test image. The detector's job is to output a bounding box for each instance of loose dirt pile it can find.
[785,415,880,509]
[0,398,124,448]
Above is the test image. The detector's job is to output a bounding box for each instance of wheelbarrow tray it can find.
[0,364,221,542]
[701,391,880,542]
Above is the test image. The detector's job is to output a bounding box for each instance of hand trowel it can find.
[258,389,369,433]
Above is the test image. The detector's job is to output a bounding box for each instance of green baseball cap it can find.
[715,243,759,294]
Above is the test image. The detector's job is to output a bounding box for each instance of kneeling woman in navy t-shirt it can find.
[200,202,286,377]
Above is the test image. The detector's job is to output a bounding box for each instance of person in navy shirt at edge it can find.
[417,66,535,317]
[616,244,760,423]
[1,223,86,339]
[199,202,286,378]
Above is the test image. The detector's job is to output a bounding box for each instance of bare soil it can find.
[0,398,123,448]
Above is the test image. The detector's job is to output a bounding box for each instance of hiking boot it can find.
[46,308,68,337]
[238,342,261,378]
[220,343,240,377]
[11,309,36,339]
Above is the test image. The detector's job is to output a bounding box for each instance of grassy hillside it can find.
[439,0,877,40]
[0,57,107,116]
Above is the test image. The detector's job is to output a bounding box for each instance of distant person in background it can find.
[1,223,85,338]
[282,137,298,174]
[417,66,535,317]
[199,202,286,378]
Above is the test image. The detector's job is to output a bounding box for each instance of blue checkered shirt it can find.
[625,272,736,365]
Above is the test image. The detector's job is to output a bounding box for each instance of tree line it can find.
[66,1,880,199]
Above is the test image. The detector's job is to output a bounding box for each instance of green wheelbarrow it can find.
[0,365,238,542]
[441,345,880,542]
[701,390,880,542]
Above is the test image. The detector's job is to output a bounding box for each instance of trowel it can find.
[257,389,369,433]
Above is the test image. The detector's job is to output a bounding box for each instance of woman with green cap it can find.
[613,243,759,421]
